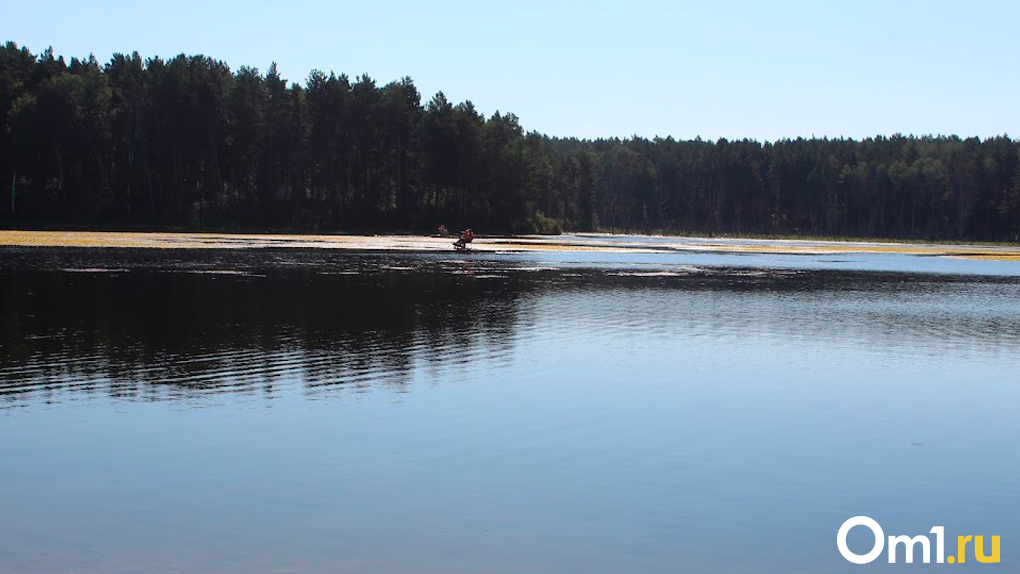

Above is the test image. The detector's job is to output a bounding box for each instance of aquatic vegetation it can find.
[3,230,1020,260]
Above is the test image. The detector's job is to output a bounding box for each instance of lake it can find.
[2,241,1019,573]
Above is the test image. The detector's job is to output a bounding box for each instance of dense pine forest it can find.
[1,42,1019,240]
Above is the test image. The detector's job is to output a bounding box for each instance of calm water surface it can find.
[2,246,1019,573]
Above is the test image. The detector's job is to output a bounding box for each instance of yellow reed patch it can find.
[2,230,1019,259]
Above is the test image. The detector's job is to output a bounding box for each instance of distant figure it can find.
[454,228,475,250]
[437,224,449,236]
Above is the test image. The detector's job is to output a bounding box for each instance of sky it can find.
[3,0,1018,142]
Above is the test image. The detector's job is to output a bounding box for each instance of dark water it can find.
[2,247,1019,573]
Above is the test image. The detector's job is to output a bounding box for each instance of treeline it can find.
[2,42,1019,239]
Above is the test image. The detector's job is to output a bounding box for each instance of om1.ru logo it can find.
[837,517,1000,564]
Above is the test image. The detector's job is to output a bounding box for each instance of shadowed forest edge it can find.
[1,42,1019,240]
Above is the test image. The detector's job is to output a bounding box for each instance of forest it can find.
[1,42,1019,240]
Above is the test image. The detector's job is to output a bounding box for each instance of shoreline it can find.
[2,229,1020,261]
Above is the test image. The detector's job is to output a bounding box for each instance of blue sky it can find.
[3,0,1017,141]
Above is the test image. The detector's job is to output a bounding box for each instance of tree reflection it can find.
[0,250,529,405]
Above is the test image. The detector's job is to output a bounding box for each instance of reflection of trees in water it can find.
[540,270,1020,357]
[0,263,529,406]
[4,249,1020,407]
